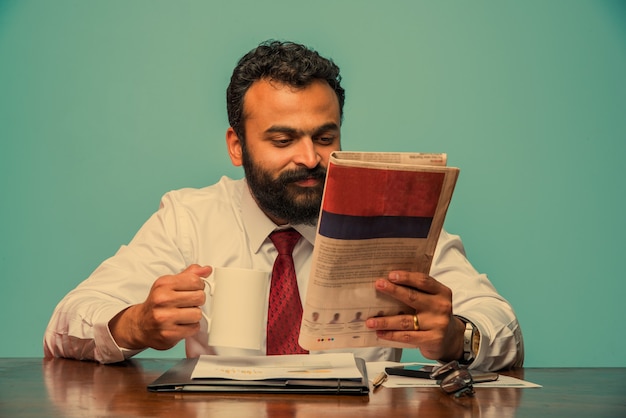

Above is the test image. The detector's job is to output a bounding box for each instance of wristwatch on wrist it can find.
[457,317,480,364]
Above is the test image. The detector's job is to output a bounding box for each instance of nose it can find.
[293,138,321,169]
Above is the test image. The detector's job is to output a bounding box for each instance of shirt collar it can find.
[241,180,317,253]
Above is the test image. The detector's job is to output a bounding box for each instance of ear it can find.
[226,127,243,167]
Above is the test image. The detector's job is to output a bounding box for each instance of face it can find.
[226,79,341,225]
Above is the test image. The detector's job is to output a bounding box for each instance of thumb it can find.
[184,264,213,279]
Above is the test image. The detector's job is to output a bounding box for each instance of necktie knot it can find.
[269,229,301,256]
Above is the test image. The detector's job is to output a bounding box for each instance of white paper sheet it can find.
[191,353,363,381]
[366,361,542,389]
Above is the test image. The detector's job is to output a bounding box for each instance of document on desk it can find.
[191,352,363,380]
[148,353,370,394]
[383,373,542,389]
[299,151,459,351]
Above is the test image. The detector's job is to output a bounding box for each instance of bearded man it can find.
[44,41,523,371]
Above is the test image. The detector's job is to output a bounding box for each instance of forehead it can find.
[242,79,340,126]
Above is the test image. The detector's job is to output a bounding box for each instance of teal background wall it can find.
[1,0,624,367]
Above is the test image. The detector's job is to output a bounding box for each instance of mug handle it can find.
[200,278,214,328]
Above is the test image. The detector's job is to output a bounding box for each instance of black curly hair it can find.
[226,40,345,142]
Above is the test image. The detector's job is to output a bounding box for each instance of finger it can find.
[150,278,206,307]
[173,306,205,325]
[388,271,443,295]
[158,265,213,291]
[374,277,426,308]
[184,264,213,279]
[172,266,212,314]
[179,264,213,290]
[375,329,419,346]
[366,314,418,332]
[174,289,206,308]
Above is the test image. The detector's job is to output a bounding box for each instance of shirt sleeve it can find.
[429,230,525,370]
[43,192,191,363]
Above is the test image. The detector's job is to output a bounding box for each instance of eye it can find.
[270,137,294,147]
[272,139,292,147]
[316,135,336,145]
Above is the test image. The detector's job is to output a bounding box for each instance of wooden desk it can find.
[0,358,624,417]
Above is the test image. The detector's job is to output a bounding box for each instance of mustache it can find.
[278,166,326,184]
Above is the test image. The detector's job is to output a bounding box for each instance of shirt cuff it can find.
[93,304,144,363]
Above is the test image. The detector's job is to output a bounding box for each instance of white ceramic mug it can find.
[202,267,270,350]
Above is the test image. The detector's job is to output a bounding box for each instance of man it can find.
[44,40,523,370]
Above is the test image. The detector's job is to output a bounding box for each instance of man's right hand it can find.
[108,264,212,350]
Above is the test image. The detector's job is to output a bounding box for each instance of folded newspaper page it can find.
[191,353,362,380]
[299,151,459,350]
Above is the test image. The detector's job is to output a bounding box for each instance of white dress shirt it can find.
[44,176,523,369]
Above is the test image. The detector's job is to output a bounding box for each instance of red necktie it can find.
[266,229,309,355]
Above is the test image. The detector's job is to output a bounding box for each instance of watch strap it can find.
[456,316,480,364]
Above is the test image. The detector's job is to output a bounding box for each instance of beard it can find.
[242,148,326,226]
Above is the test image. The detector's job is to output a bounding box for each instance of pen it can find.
[372,371,388,389]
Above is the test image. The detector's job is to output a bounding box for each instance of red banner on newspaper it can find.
[319,164,445,240]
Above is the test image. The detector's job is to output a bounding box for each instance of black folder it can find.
[147,357,370,395]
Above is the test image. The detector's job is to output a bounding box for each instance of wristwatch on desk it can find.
[456,316,480,364]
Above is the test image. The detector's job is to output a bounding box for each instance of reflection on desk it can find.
[0,358,624,418]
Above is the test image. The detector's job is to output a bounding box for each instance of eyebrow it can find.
[265,122,340,137]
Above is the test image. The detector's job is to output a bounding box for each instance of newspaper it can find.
[298,151,459,350]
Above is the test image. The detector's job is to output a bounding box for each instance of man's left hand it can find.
[365,271,466,362]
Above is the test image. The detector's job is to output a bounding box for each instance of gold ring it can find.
[413,314,420,331]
